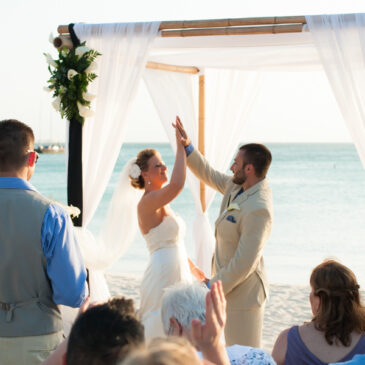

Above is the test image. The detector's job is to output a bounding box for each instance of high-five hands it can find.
[172,116,191,147]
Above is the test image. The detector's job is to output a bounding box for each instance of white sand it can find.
[106,274,314,352]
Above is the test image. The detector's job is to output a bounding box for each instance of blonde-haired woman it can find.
[128,117,200,340]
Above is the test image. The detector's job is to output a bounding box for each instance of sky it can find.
[1,0,365,143]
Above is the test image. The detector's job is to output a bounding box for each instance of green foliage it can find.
[45,42,101,125]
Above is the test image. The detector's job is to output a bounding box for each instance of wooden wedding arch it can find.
[54,15,307,214]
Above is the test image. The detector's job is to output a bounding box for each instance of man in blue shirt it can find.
[0,119,88,364]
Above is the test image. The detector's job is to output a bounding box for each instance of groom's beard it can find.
[232,169,246,185]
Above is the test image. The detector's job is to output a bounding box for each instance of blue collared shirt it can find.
[0,177,88,307]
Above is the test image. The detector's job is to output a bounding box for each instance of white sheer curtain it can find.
[201,69,262,274]
[306,14,365,167]
[143,69,210,270]
[143,68,261,275]
[67,22,160,299]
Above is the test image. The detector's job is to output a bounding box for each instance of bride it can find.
[128,116,201,339]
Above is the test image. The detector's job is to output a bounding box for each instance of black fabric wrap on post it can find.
[67,24,83,226]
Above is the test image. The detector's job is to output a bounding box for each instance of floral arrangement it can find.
[44,35,101,124]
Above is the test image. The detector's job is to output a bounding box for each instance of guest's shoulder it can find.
[23,189,52,209]
[272,327,291,365]
[45,202,71,221]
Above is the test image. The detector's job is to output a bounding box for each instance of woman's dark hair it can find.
[0,119,34,172]
[66,297,144,365]
[130,148,157,189]
[310,259,365,346]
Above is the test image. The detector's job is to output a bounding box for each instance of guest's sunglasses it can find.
[27,150,40,165]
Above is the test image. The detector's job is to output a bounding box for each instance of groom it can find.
[175,120,273,347]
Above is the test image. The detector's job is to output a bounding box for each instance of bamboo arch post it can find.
[198,74,206,213]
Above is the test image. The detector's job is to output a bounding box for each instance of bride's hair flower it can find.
[129,163,141,179]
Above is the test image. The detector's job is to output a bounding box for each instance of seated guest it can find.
[67,297,144,365]
[272,259,365,365]
[43,297,144,365]
[123,281,230,365]
[161,282,275,365]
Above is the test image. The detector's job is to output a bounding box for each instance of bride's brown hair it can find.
[130,148,157,189]
[310,259,365,346]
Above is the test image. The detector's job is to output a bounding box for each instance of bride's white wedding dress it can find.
[139,214,193,339]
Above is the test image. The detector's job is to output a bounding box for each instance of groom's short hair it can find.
[161,282,208,334]
[66,297,144,365]
[0,119,34,172]
[240,143,272,178]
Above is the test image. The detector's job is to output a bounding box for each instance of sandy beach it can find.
[106,274,314,353]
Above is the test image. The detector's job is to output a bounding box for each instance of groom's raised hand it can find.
[173,116,191,147]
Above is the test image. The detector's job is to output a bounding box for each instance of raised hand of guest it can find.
[191,281,229,365]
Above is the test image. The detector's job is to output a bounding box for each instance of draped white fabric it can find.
[143,69,214,273]
[64,22,160,302]
[74,22,160,226]
[143,69,261,275]
[148,31,322,71]
[306,14,365,168]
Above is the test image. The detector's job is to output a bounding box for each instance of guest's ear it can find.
[170,317,182,336]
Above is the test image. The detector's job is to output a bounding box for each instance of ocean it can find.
[32,143,365,286]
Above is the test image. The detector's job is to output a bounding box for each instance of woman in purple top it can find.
[272,259,365,365]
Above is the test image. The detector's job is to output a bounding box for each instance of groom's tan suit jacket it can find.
[187,149,273,347]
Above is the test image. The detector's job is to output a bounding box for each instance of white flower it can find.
[44,53,57,68]
[61,48,69,57]
[68,205,81,218]
[77,102,94,118]
[52,200,80,218]
[227,202,240,211]
[129,164,141,179]
[43,86,53,92]
[48,32,54,44]
[85,62,98,74]
[52,96,61,111]
[75,46,90,58]
[83,92,96,102]
[67,69,78,80]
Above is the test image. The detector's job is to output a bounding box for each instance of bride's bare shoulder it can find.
[138,192,151,209]
[138,193,158,216]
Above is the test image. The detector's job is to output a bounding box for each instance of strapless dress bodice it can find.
[143,214,186,254]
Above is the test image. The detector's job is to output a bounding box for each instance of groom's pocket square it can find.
[226,215,237,223]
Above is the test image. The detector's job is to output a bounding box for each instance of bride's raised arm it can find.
[139,116,186,211]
